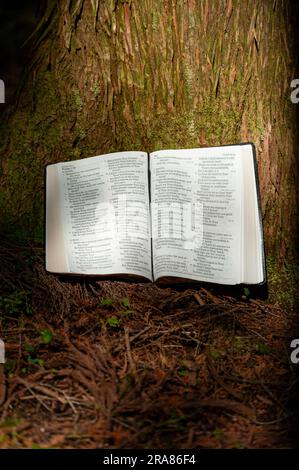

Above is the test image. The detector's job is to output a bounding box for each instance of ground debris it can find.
[0,238,298,448]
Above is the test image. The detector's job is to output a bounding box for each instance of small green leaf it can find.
[178,368,188,377]
[210,350,220,360]
[255,342,272,355]
[107,316,119,327]
[100,298,113,306]
[40,329,53,344]
[4,359,16,373]
[31,443,42,449]
[212,428,225,439]
[28,356,45,367]
[122,298,130,308]
[243,287,250,297]
[0,418,21,428]
[24,343,34,353]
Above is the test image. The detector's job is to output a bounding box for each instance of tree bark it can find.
[0,0,298,262]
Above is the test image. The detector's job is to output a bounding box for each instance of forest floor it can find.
[0,236,298,449]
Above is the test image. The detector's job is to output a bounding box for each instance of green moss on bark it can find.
[266,256,299,311]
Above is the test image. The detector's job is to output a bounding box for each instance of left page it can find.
[47,151,152,279]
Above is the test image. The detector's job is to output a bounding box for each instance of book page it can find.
[56,151,152,279]
[241,144,264,284]
[46,164,68,273]
[150,147,243,284]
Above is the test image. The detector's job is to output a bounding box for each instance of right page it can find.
[150,145,248,285]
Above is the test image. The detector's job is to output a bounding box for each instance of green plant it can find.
[0,418,21,428]
[100,297,113,307]
[211,428,225,439]
[0,290,32,317]
[243,287,251,298]
[122,298,130,308]
[210,350,221,360]
[178,368,189,377]
[118,297,135,315]
[255,342,272,355]
[27,356,44,367]
[39,329,53,344]
[107,316,119,327]
[4,359,17,376]
[23,340,46,368]
[24,343,34,353]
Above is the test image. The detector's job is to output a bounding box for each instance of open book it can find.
[45,143,266,286]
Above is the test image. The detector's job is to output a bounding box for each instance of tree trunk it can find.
[1,0,298,263]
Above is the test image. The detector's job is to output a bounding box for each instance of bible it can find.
[45,143,266,286]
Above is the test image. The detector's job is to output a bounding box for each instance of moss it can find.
[266,255,299,311]
[0,69,75,241]
[140,101,240,150]
[92,83,101,98]
[151,11,160,32]
[72,89,83,111]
